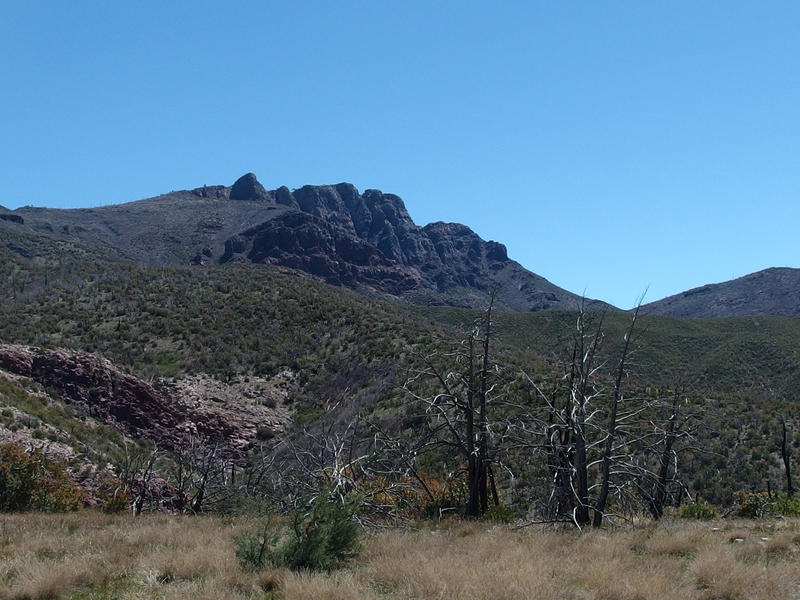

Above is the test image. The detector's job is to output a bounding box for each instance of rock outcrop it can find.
[0,345,290,454]
[229,172,269,201]
[219,176,605,311]
[191,184,228,199]
[220,211,423,293]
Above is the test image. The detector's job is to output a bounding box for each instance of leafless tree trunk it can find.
[593,303,641,527]
[405,289,500,518]
[570,306,605,527]
[781,418,794,497]
[117,442,161,516]
[511,298,694,528]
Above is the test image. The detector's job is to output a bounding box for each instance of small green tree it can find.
[235,488,361,572]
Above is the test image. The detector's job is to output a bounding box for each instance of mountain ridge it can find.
[4,172,612,313]
[642,267,800,318]
[3,172,798,318]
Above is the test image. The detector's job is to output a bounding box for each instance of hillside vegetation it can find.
[1,225,799,510]
[419,305,800,397]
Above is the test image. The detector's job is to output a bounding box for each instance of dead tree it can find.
[513,300,662,527]
[624,384,702,519]
[568,307,606,526]
[116,442,162,515]
[169,433,237,513]
[404,291,500,517]
[592,302,641,527]
[645,389,684,519]
[780,418,794,497]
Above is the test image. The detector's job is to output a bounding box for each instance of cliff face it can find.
[218,175,604,311]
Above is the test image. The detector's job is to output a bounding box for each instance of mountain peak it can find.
[230,172,269,201]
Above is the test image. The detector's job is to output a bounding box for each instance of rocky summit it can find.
[4,172,610,312]
[229,172,270,202]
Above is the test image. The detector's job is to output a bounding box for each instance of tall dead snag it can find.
[592,302,641,527]
[512,305,605,526]
[781,418,794,497]
[472,289,497,515]
[405,290,500,517]
[569,306,606,526]
[515,299,668,527]
[647,389,682,518]
[633,386,699,519]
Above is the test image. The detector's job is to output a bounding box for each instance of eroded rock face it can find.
[229,172,269,201]
[0,345,291,454]
[159,373,294,448]
[0,345,190,447]
[218,179,533,305]
[220,212,422,292]
[0,347,33,376]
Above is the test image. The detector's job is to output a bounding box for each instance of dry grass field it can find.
[0,512,798,600]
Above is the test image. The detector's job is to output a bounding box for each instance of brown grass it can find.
[0,513,798,600]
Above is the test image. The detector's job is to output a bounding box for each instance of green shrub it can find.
[735,491,800,518]
[234,519,281,572]
[235,489,361,572]
[734,491,771,518]
[484,502,515,523]
[770,494,800,517]
[677,499,718,520]
[0,443,84,511]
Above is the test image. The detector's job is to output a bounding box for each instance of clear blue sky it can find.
[2,2,798,309]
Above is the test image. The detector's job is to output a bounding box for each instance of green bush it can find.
[235,490,361,572]
[735,491,800,518]
[234,519,281,572]
[770,494,800,517]
[734,491,771,518]
[0,443,84,511]
[484,502,515,523]
[677,499,718,520]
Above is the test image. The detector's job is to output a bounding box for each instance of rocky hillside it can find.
[4,173,610,312]
[0,344,291,458]
[642,268,800,318]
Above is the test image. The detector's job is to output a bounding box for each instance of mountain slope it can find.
[419,305,800,397]
[2,254,799,505]
[642,268,800,318]
[5,173,611,312]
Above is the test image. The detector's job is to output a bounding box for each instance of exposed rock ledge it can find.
[0,345,293,454]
